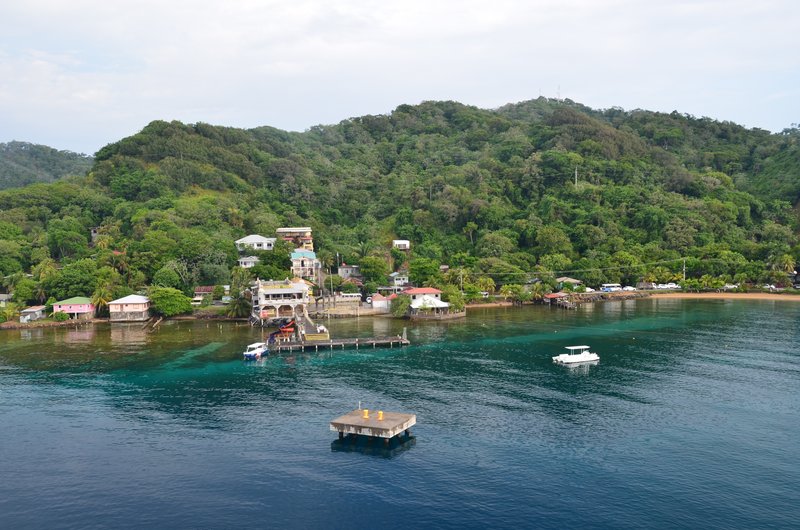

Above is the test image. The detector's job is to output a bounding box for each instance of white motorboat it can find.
[552,345,599,365]
[243,342,267,360]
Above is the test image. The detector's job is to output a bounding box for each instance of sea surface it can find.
[1,299,798,529]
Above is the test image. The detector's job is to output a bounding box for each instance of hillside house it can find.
[0,293,10,308]
[291,249,321,285]
[235,234,276,252]
[338,264,361,280]
[108,295,151,322]
[389,271,409,288]
[53,297,95,320]
[392,239,411,251]
[238,256,260,268]
[277,227,314,251]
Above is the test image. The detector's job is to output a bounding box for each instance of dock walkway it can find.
[270,336,410,353]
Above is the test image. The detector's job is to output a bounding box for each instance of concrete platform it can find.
[330,409,416,439]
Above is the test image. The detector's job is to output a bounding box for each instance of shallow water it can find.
[1,299,798,529]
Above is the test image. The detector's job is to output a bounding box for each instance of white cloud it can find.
[1,0,798,153]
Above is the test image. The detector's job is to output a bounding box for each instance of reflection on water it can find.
[330,434,417,459]
[559,360,599,374]
[109,324,148,346]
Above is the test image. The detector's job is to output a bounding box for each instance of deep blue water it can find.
[1,299,798,529]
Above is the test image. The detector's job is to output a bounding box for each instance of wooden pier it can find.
[269,336,410,353]
[330,409,416,439]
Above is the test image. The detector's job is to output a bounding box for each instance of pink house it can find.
[53,296,95,320]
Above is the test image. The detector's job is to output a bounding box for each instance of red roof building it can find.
[402,287,442,295]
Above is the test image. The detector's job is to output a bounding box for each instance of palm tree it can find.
[476,276,495,295]
[768,253,795,274]
[227,293,252,318]
[530,282,551,303]
[92,283,114,317]
[31,258,57,281]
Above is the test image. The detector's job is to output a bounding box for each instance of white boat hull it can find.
[552,352,600,365]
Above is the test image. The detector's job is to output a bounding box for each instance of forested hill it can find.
[0,98,798,303]
[0,141,94,190]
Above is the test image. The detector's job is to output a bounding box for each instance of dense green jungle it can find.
[1,97,799,316]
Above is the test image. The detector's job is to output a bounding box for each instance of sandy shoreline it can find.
[649,292,800,302]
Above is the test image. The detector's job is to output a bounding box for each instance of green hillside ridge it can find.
[1,98,798,314]
[0,141,94,191]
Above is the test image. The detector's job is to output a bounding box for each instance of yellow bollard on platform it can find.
[378,410,384,421]
[362,409,369,419]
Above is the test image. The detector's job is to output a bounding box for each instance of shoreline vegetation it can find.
[3,291,799,331]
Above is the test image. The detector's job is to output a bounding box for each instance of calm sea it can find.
[1,299,798,529]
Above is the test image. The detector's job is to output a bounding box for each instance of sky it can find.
[1,0,798,155]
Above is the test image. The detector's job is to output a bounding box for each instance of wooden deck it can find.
[330,409,416,439]
[269,336,410,352]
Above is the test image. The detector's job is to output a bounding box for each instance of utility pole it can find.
[574,167,578,188]
[683,258,686,282]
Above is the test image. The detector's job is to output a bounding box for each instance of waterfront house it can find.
[277,227,314,251]
[108,295,150,322]
[370,293,390,312]
[19,305,46,324]
[235,234,276,252]
[0,293,10,308]
[238,256,260,268]
[251,278,310,322]
[402,287,443,301]
[53,297,95,320]
[290,249,322,286]
[392,239,411,251]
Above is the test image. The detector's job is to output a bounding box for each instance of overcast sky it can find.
[1,0,798,155]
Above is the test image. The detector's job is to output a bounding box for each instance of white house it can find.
[389,271,409,288]
[238,256,260,268]
[370,293,390,312]
[235,234,276,252]
[402,287,442,301]
[0,293,10,308]
[392,239,411,250]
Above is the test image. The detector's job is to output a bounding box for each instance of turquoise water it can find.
[1,299,798,528]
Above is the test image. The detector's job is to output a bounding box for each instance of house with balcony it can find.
[277,227,314,251]
[250,278,310,325]
[291,249,321,286]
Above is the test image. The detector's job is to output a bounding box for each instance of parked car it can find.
[622,286,637,291]
[584,287,595,293]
